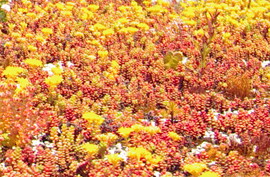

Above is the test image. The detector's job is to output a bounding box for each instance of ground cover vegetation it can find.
[0,0,269,176]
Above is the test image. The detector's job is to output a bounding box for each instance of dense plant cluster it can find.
[0,0,269,176]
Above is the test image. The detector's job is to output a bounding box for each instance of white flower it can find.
[67,61,74,67]
[42,63,55,76]
[262,60,270,67]
[229,133,242,144]
[42,62,64,76]
[1,4,10,12]
[108,143,128,162]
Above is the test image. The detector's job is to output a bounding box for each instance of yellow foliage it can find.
[117,18,129,24]
[93,23,107,31]
[24,59,43,67]
[2,66,25,78]
[45,75,63,88]
[199,171,221,177]
[147,5,168,14]
[105,154,123,166]
[103,28,115,36]
[61,11,72,17]
[118,127,133,138]
[168,132,182,141]
[193,29,205,36]
[51,66,63,75]
[131,124,144,132]
[82,111,105,125]
[27,45,37,52]
[74,32,84,38]
[81,143,99,156]
[137,23,150,31]
[15,78,31,94]
[127,147,152,160]
[143,126,161,135]
[96,133,118,145]
[88,4,99,12]
[98,50,109,58]
[4,42,12,47]
[119,27,139,34]
[41,28,53,35]
[127,147,162,164]
[183,163,208,177]
[36,35,46,42]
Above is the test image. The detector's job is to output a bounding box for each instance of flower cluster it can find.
[0,0,269,176]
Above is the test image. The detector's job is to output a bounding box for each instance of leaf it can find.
[163,51,183,70]
[0,0,8,5]
[0,10,6,22]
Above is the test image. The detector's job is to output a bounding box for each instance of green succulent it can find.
[163,51,183,70]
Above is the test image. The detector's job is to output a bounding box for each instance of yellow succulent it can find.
[81,143,99,156]
[25,33,34,38]
[117,18,129,24]
[66,2,75,6]
[127,146,162,164]
[82,111,104,126]
[103,28,115,36]
[74,32,84,38]
[51,66,63,75]
[193,29,205,36]
[85,55,96,61]
[168,132,182,141]
[119,27,139,34]
[147,5,168,14]
[137,23,150,31]
[105,154,123,166]
[45,75,63,88]
[4,42,12,48]
[18,8,28,13]
[103,71,116,81]
[8,24,15,31]
[199,171,221,177]
[157,0,170,7]
[26,12,37,19]
[88,40,100,46]
[61,11,73,17]
[11,32,21,39]
[36,35,46,43]
[146,155,163,165]
[27,45,37,52]
[41,28,53,35]
[131,124,144,132]
[79,8,94,20]
[17,37,27,43]
[93,23,106,31]
[88,4,99,12]
[15,78,31,94]
[111,60,120,70]
[20,22,27,30]
[21,0,31,5]
[266,73,270,80]
[98,50,109,58]
[23,58,43,67]
[118,6,129,12]
[118,127,133,138]
[183,163,208,177]
[183,20,197,26]
[2,66,25,78]
[96,133,118,145]
[55,2,64,10]
[127,147,151,160]
[143,126,161,135]
[66,4,74,11]
[222,32,231,40]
